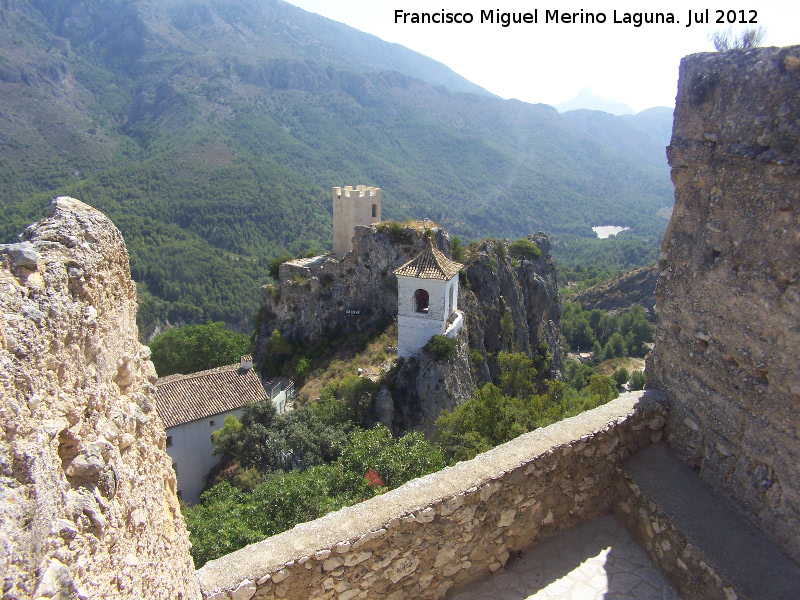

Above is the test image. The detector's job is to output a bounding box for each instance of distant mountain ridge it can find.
[556,87,635,115]
[0,0,674,333]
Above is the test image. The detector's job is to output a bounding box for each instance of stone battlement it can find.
[333,185,381,198]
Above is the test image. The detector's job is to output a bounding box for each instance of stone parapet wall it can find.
[197,390,668,600]
[647,45,800,561]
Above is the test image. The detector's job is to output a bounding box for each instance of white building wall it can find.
[397,275,447,320]
[166,407,245,505]
[166,389,290,504]
[397,273,460,358]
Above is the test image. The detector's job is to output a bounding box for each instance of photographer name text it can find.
[394,8,759,28]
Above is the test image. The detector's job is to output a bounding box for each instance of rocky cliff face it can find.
[460,234,563,383]
[0,198,199,599]
[647,46,800,562]
[256,222,450,348]
[380,328,475,437]
[570,265,659,319]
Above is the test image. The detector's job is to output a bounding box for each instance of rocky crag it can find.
[570,264,659,319]
[0,198,199,599]
[255,224,562,433]
[647,45,800,562]
[459,235,563,383]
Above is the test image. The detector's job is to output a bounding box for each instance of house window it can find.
[166,435,173,448]
[372,203,377,218]
[209,420,215,427]
[414,289,429,313]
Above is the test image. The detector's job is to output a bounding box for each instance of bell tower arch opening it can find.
[415,289,430,313]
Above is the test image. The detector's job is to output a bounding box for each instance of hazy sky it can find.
[283,0,799,112]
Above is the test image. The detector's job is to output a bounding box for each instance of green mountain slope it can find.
[0,0,673,336]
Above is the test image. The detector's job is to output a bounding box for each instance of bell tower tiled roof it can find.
[394,241,463,280]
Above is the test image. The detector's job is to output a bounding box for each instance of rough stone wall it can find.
[196,390,667,600]
[0,198,200,599]
[647,46,800,561]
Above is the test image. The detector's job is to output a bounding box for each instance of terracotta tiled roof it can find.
[154,363,269,429]
[393,242,463,280]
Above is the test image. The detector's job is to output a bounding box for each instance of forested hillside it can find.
[0,0,673,335]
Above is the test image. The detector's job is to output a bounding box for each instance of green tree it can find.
[498,351,538,398]
[337,376,378,423]
[212,401,349,473]
[148,322,251,376]
[451,236,466,262]
[499,313,514,348]
[564,360,595,391]
[613,367,630,389]
[629,370,646,391]
[436,384,531,462]
[603,332,627,359]
[588,374,618,405]
[336,425,445,491]
[508,238,541,260]
[619,306,654,357]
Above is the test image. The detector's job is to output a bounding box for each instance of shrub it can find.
[424,335,457,359]
[508,238,542,260]
[709,27,764,52]
[613,367,630,389]
[629,370,646,391]
[500,312,514,347]
[377,221,413,244]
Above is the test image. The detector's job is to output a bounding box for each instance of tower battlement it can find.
[334,185,381,199]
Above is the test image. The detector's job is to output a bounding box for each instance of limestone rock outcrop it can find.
[389,328,475,437]
[647,46,800,562]
[0,198,200,599]
[570,265,659,320]
[256,223,449,348]
[460,234,563,382]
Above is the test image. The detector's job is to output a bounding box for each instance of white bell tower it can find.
[394,241,464,358]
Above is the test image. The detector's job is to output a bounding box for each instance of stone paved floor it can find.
[449,514,682,600]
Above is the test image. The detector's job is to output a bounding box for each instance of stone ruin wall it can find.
[647,45,800,562]
[0,198,200,599]
[196,390,668,600]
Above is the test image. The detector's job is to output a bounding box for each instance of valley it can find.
[0,0,672,336]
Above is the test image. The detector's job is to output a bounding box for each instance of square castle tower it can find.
[333,185,381,257]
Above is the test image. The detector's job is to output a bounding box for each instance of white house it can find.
[394,241,464,358]
[154,356,292,504]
